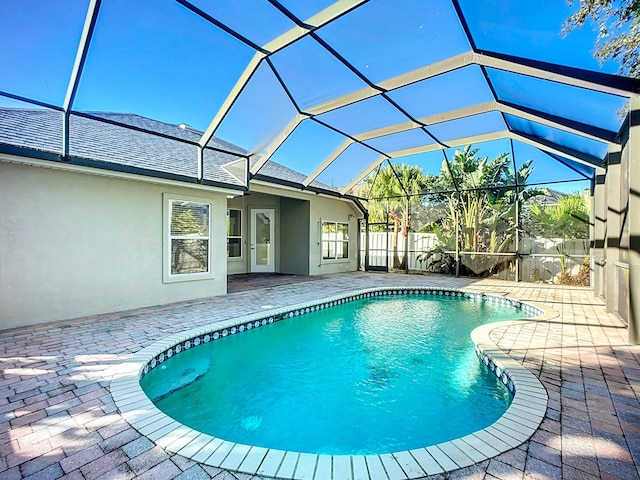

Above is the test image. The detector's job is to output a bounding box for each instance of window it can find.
[322,221,349,260]
[227,209,242,258]
[164,194,213,282]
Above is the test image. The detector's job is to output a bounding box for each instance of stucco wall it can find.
[597,97,639,343]
[227,183,362,276]
[309,194,360,276]
[0,162,227,330]
[227,192,282,275]
[280,197,310,275]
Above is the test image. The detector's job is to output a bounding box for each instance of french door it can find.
[250,208,275,273]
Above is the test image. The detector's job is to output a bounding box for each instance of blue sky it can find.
[0,0,624,188]
[0,0,619,119]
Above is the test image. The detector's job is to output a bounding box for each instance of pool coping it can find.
[110,287,555,480]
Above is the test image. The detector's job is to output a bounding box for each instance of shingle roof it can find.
[0,108,63,154]
[0,108,336,193]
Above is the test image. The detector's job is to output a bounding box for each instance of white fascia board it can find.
[250,179,339,199]
[251,179,364,216]
[0,153,244,197]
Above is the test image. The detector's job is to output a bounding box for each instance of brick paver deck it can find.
[1,272,638,479]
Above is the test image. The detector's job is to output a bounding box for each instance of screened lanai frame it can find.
[359,141,597,282]
[1,0,639,275]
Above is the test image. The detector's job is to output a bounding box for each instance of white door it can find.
[251,208,275,273]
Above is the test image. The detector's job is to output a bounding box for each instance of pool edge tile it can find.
[237,446,269,475]
[175,433,216,459]
[425,445,458,472]
[204,440,236,467]
[351,455,369,480]
[293,453,318,480]
[314,455,332,480]
[407,448,443,476]
[365,455,389,480]
[330,455,351,480]
[436,441,476,469]
[276,451,300,479]
[219,443,252,472]
[192,437,224,464]
[392,450,426,479]
[113,286,552,480]
[258,449,287,478]
[155,425,194,450]
[458,433,501,458]
[145,420,182,442]
[379,453,406,480]
[449,438,486,464]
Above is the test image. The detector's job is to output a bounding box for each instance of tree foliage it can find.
[563,0,640,77]
[419,146,546,276]
[528,191,590,239]
[432,145,546,254]
[364,147,549,276]
[366,163,431,268]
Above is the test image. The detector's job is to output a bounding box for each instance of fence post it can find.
[405,198,410,274]
[515,193,520,282]
[455,199,460,277]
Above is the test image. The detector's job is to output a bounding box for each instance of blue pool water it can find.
[141,294,528,455]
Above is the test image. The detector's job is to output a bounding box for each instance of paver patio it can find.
[1,272,639,479]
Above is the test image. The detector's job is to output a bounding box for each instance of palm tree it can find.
[527,191,590,239]
[424,145,546,275]
[526,191,591,285]
[366,163,430,269]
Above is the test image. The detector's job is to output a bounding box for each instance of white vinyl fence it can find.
[362,232,589,284]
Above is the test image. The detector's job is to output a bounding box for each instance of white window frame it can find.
[163,193,214,283]
[227,208,243,260]
[321,220,350,263]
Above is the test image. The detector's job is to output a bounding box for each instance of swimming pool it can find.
[142,293,526,454]
[112,287,551,479]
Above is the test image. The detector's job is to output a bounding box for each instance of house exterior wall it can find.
[626,97,640,343]
[227,192,282,275]
[280,197,310,275]
[309,194,360,276]
[0,161,227,330]
[598,96,639,344]
[227,183,362,276]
